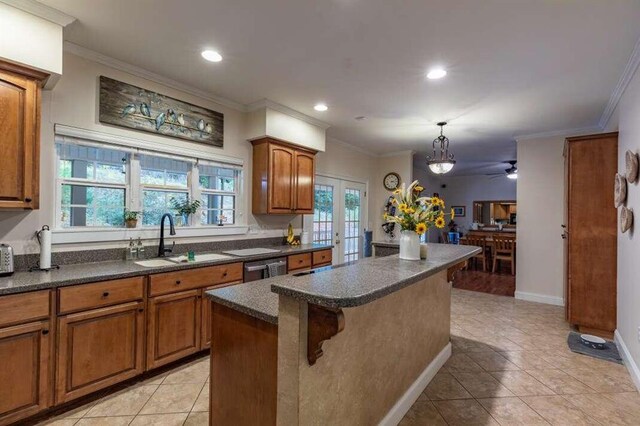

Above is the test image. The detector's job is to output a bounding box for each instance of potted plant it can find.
[124,210,140,228]
[170,196,201,226]
[383,180,454,260]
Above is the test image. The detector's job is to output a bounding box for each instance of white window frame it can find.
[197,161,239,226]
[52,125,248,244]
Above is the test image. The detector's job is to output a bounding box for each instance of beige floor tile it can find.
[521,395,600,426]
[424,372,472,400]
[162,359,210,385]
[563,393,638,425]
[74,417,133,426]
[139,383,204,414]
[50,401,98,420]
[451,371,516,398]
[490,371,555,396]
[138,373,167,386]
[601,392,640,417]
[184,411,209,426]
[467,351,521,372]
[478,397,550,425]
[85,385,158,417]
[191,383,209,412]
[37,420,79,426]
[130,413,188,426]
[526,369,597,395]
[399,399,447,426]
[432,399,499,425]
[444,353,484,373]
[563,368,637,393]
[498,351,556,370]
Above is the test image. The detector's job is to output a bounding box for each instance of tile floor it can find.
[39,289,639,426]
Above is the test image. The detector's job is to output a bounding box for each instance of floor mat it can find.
[567,331,623,364]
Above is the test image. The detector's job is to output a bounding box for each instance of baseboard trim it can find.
[379,342,451,426]
[614,329,640,391]
[514,291,564,306]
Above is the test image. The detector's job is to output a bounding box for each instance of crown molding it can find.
[64,41,246,112]
[0,0,76,26]
[515,126,602,142]
[247,99,331,130]
[326,137,379,157]
[599,35,640,130]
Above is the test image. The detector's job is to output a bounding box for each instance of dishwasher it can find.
[244,257,287,282]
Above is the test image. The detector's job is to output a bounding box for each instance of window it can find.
[343,188,362,262]
[55,138,242,231]
[57,144,128,228]
[199,164,237,225]
[313,184,333,245]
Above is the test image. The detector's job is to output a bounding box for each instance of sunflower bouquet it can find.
[383,180,454,236]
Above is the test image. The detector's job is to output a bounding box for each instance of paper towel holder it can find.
[29,225,60,272]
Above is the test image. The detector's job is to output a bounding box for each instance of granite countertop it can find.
[0,244,331,296]
[206,244,479,323]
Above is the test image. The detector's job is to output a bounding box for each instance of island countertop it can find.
[206,243,479,321]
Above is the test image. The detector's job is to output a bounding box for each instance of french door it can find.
[305,176,366,264]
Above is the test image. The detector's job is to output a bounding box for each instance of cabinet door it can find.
[0,68,39,209]
[268,144,295,213]
[0,320,51,424]
[56,302,145,404]
[294,151,315,213]
[201,281,243,350]
[147,290,201,369]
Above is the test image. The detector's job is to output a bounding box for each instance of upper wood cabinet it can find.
[0,61,47,210]
[252,138,316,214]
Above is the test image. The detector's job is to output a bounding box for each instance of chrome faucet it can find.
[158,213,176,257]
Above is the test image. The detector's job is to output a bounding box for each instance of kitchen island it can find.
[206,243,479,425]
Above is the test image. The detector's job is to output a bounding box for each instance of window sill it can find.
[52,225,250,244]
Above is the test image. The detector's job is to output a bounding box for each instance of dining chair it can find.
[462,235,488,271]
[492,235,516,275]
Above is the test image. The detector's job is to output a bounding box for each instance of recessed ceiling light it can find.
[314,103,328,112]
[201,50,223,62]
[426,68,447,80]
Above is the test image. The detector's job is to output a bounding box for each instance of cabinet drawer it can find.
[0,290,50,328]
[58,277,144,315]
[288,253,312,271]
[312,249,332,266]
[149,263,243,297]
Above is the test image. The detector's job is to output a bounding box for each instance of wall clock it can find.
[383,172,401,191]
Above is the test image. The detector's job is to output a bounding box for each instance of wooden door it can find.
[147,290,201,369]
[268,144,295,213]
[0,320,51,425]
[56,302,145,404]
[294,150,315,213]
[0,66,40,209]
[566,133,618,334]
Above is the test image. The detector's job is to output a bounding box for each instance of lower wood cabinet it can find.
[0,319,52,425]
[201,281,243,350]
[56,301,145,404]
[147,289,202,369]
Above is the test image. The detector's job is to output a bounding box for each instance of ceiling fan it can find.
[486,161,518,180]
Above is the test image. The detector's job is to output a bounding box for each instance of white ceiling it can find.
[40,0,640,175]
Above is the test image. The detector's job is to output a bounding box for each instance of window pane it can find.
[142,190,187,226]
[199,165,236,191]
[201,209,234,225]
[57,144,126,184]
[140,154,190,188]
[60,184,125,228]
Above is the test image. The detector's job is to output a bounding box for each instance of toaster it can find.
[0,244,14,276]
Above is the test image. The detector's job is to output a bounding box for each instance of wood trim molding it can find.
[250,137,319,155]
[0,59,49,84]
[307,304,345,366]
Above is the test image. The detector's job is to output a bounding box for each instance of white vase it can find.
[399,230,421,260]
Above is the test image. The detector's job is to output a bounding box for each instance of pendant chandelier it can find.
[426,122,456,174]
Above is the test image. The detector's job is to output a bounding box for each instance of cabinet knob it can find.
[42,329,49,335]
[102,291,110,298]
[222,272,227,277]
[176,280,181,285]
[138,308,144,313]
[25,197,32,203]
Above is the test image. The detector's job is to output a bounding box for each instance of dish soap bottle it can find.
[126,238,137,261]
[136,237,145,259]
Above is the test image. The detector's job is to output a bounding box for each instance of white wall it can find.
[245,106,327,152]
[0,52,377,254]
[0,3,63,79]
[439,175,517,232]
[608,63,640,389]
[515,136,566,306]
